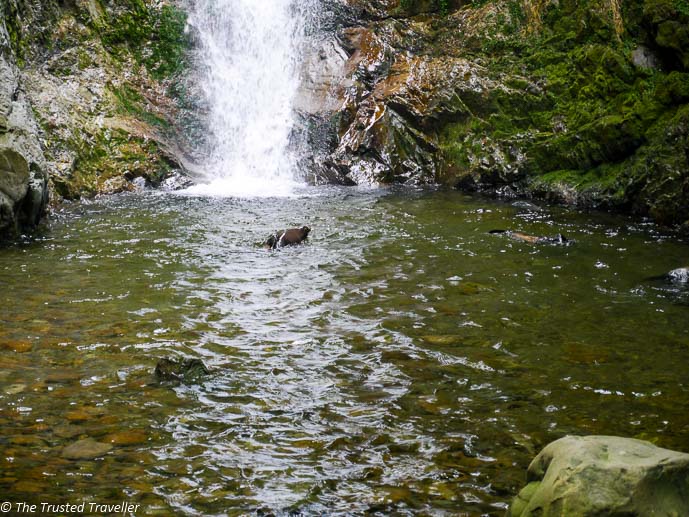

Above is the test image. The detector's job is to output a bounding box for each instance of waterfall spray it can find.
[186,0,311,197]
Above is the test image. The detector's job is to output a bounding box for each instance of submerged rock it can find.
[509,435,689,516]
[61,438,113,460]
[646,267,689,285]
[154,357,209,383]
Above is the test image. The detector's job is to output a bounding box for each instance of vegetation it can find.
[400,0,452,15]
[428,0,689,224]
[97,2,190,80]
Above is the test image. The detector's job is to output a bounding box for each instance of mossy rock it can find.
[509,435,689,516]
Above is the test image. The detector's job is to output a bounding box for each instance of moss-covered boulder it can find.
[509,435,689,516]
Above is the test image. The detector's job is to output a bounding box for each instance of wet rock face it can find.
[301,0,689,224]
[0,0,198,229]
[303,1,536,187]
[509,435,689,516]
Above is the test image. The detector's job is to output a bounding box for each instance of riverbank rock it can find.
[0,31,48,238]
[0,0,200,239]
[508,435,689,516]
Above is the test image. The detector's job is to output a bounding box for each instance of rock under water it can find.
[667,267,689,283]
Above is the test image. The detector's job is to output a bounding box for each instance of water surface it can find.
[1,187,688,515]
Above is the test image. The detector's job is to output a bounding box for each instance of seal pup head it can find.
[263,234,278,250]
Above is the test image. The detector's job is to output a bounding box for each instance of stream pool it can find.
[1,186,688,515]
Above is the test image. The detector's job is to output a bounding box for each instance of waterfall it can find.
[186,0,312,197]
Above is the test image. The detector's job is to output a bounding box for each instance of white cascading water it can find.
[185,0,311,197]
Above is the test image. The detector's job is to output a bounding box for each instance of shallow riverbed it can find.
[1,186,688,515]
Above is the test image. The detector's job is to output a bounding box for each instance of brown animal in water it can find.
[489,229,570,245]
[263,226,311,249]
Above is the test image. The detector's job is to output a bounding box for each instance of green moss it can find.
[655,72,689,104]
[399,0,453,15]
[145,5,190,79]
[111,84,171,130]
[55,126,175,200]
[95,2,190,79]
[428,0,686,222]
[98,0,150,51]
[676,0,689,16]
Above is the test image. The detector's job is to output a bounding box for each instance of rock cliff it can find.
[300,0,689,226]
[0,0,197,239]
[2,0,688,238]
[0,3,47,238]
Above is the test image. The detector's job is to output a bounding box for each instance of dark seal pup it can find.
[489,229,570,245]
[263,226,311,250]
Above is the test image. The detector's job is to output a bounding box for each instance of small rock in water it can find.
[646,267,689,286]
[5,384,26,395]
[154,357,210,383]
[668,267,689,283]
[61,438,113,460]
[160,172,194,191]
[422,335,460,346]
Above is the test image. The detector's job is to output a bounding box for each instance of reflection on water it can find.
[1,187,688,515]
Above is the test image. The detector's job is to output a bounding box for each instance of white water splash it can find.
[185,0,312,197]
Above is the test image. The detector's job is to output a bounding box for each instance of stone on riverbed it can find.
[508,435,689,516]
[61,438,112,460]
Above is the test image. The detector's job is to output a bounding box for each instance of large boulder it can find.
[509,435,689,516]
